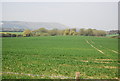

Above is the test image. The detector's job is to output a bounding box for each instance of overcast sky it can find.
[1,2,118,30]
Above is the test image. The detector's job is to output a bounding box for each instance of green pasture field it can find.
[106,34,119,37]
[2,36,119,79]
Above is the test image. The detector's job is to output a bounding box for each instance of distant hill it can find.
[1,21,68,31]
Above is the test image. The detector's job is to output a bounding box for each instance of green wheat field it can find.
[2,36,119,79]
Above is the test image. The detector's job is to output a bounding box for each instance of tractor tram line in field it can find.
[111,50,118,54]
[85,40,105,54]
[85,39,118,65]
[85,39,119,63]
[2,72,74,79]
[85,39,118,68]
[89,40,119,54]
[85,39,119,59]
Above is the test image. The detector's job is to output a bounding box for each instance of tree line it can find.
[1,28,107,37]
[23,28,106,37]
